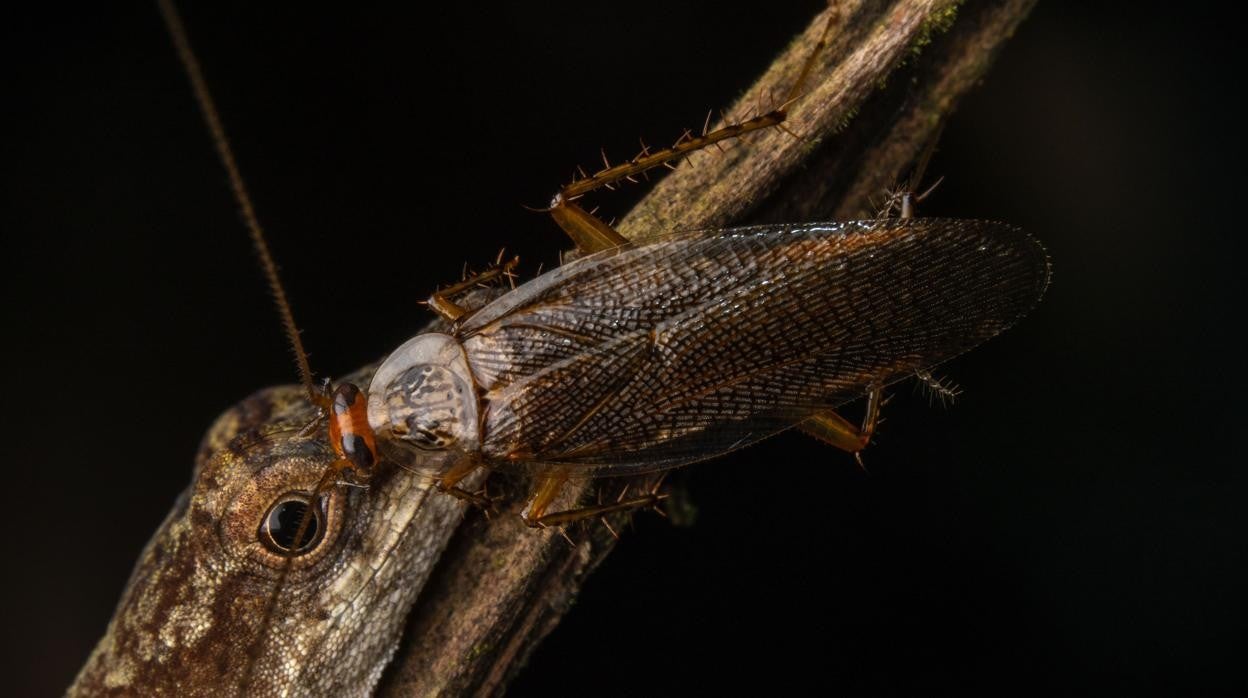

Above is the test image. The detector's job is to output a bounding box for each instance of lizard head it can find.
[69,368,470,696]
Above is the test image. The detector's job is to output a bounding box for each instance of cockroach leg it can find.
[522,471,669,528]
[548,194,630,253]
[435,459,498,511]
[901,177,944,219]
[812,127,941,461]
[799,388,883,469]
[438,484,497,511]
[546,100,799,254]
[426,255,521,323]
[543,8,839,255]
[525,491,672,528]
[438,458,480,490]
[519,469,570,527]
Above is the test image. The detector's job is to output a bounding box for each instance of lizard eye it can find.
[258,494,327,555]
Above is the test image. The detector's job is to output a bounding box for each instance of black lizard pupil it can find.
[263,498,322,553]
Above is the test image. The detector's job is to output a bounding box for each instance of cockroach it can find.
[369,201,1048,529]
[157,1,1047,535]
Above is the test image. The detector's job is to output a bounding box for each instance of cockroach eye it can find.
[259,495,325,555]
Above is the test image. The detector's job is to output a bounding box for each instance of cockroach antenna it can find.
[156,0,317,401]
[157,1,384,691]
[159,0,382,509]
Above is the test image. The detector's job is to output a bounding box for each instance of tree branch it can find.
[378,1,1036,694]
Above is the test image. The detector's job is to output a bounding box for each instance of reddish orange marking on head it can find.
[327,383,378,471]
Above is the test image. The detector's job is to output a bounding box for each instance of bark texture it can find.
[378,0,1037,694]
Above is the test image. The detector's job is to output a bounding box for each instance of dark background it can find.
[3,2,1245,695]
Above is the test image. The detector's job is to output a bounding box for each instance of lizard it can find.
[67,362,479,696]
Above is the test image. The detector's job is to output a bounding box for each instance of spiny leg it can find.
[548,196,630,253]
[800,388,883,470]
[800,120,947,459]
[425,251,519,324]
[547,10,840,255]
[880,118,945,220]
[519,469,569,526]
[434,459,497,511]
[799,172,916,458]
[520,470,668,529]
[914,369,961,407]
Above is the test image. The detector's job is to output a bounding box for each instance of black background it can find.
[4,2,1246,695]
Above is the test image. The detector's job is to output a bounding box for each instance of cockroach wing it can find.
[458,219,1049,475]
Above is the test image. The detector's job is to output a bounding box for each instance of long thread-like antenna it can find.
[157,0,318,400]
[156,3,330,691]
